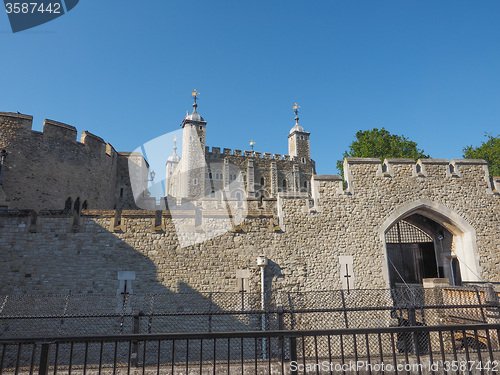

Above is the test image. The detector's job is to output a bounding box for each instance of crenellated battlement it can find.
[335,157,497,196]
[43,119,77,141]
[0,112,119,212]
[204,145,313,162]
[343,157,490,179]
[0,112,117,159]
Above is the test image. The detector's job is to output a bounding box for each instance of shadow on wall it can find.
[0,209,266,339]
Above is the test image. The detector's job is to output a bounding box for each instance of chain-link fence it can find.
[1,286,499,340]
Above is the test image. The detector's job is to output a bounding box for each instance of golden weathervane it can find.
[293,102,300,117]
[192,89,200,104]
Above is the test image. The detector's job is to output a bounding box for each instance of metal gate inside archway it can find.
[386,220,438,287]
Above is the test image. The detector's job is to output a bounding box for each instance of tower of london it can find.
[0,93,499,299]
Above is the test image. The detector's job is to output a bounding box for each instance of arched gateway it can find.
[379,199,482,288]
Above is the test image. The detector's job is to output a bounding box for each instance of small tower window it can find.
[74,197,80,213]
[64,197,72,210]
[282,179,287,189]
[120,188,124,198]
[210,190,215,198]
[82,200,88,210]
[260,177,265,186]
[193,178,198,186]
[199,126,203,130]
[304,181,308,189]
[200,138,202,142]
[301,157,306,163]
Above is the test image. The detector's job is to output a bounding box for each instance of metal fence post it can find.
[278,307,284,330]
[474,285,487,322]
[38,344,50,375]
[208,292,213,332]
[408,306,419,354]
[290,337,298,375]
[132,313,141,367]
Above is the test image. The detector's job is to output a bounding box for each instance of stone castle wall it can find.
[204,146,316,198]
[1,157,498,298]
[0,113,119,211]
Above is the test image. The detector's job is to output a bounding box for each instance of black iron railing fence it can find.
[0,323,499,375]
[0,286,499,339]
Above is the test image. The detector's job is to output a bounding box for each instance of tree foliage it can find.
[463,133,500,177]
[336,128,429,174]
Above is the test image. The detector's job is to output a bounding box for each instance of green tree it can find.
[463,133,500,176]
[336,128,429,174]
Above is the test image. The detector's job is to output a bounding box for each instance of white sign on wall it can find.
[339,256,354,292]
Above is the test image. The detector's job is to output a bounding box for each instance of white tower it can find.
[178,89,207,198]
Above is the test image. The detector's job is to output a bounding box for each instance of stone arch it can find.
[64,197,72,210]
[378,198,481,287]
[74,197,80,213]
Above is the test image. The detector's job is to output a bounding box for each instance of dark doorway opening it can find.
[386,220,438,287]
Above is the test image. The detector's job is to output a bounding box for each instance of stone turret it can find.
[165,137,180,196]
[287,104,311,163]
[179,90,207,198]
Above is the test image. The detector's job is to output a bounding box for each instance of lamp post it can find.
[0,150,8,186]
[256,255,268,359]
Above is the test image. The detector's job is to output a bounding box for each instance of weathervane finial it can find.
[192,88,200,107]
[173,136,177,152]
[250,139,255,152]
[293,102,301,125]
[293,102,300,117]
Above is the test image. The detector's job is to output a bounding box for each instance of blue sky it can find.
[1,1,499,175]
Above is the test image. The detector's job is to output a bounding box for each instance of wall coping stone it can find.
[345,158,381,164]
[450,159,487,165]
[0,112,33,120]
[121,210,156,218]
[246,210,273,217]
[277,192,309,199]
[419,159,449,165]
[39,210,73,217]
[313,175,342,181]
[384,158,414,164]
[82,131,105,144]
[44,119,77,133]
[81,210,116,218]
